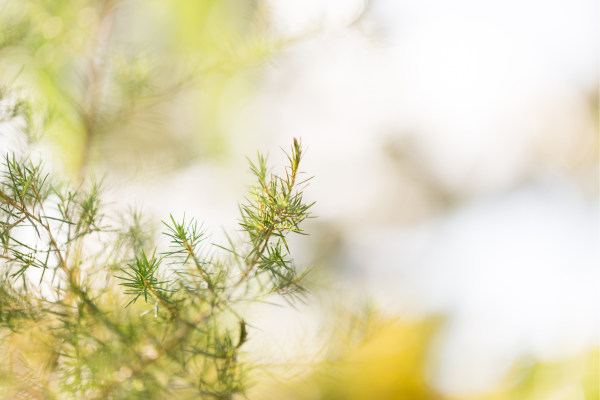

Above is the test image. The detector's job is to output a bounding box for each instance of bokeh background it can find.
[0,0,597,399]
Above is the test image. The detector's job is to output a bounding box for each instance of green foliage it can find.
[0,3,313,398]
[0,136,314,399]
[239,139,314,297]
[117,251,172,308]
[0,0,280,173]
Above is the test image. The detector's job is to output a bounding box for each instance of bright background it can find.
[0,0,597,398]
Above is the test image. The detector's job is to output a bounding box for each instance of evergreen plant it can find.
[0,133,313,399]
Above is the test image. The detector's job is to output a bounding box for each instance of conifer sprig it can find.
[0,138,314,399]
[237,138,314,296]
[117,250,173,308]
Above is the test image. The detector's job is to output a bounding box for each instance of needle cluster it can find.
[0,139,314,400]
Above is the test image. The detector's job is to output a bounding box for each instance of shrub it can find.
[0,138,313,399]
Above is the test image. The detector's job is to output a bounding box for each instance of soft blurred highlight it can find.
[0,0,597,399]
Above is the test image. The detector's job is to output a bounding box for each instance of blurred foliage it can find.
[249,308,598,400]
[467,348,599,400]
[0,0,278,175]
